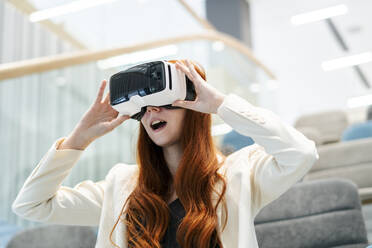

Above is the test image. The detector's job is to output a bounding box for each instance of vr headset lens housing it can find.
[110,62,165,105]
[109,61,196,121]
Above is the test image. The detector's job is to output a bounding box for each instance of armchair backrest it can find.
[6,225,97,248]
[254,179,368,248]
[295,110,349,145]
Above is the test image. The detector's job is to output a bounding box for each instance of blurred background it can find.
[1,0,372,247]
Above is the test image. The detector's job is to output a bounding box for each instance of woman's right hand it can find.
[58,80,130,150]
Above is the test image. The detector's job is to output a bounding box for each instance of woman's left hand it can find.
[171,60,226,114]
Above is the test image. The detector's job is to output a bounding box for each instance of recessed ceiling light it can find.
[30,0,117,22]
[322,52,372,71]
[291,4,348,26]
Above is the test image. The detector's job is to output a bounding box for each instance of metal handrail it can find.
[0,30,275,81]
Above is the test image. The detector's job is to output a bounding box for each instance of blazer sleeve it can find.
[217,93,319,214]
[12,137,112,226]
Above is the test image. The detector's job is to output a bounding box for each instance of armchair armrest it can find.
[310,137,372,172]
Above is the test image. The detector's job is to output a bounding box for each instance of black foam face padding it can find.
[130,105,182,121]
[130,107,147,121]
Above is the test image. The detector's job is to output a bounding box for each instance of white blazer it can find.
[12,93,319,248]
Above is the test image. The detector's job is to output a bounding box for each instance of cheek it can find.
[174,112,186,135]
[173,110,186,127]
[165,119,183,142]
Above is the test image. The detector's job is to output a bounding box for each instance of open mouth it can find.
[151,120,167,131]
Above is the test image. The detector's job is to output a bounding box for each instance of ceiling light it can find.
[322,52,372,71]
[30,0,117,22]
[291,4,348,26]
[347,94,372,108]
[97,45,179,70]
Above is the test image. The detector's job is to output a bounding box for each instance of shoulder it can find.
[220,144,267,176]
[225,144,265,164]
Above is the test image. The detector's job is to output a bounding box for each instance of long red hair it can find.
[110,60,228,248]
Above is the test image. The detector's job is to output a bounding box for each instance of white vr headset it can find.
[109,60,196,121]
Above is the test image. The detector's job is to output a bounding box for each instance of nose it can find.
[146,106,160,113]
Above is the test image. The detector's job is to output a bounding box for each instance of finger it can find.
[172,100,196,109]
[176,61,195,81]
[103,91,110,104]
[95,80,107,104]
[175,61,188,73]
[186,60,203,85]
[107,114,130,130]
[176,62,200,91]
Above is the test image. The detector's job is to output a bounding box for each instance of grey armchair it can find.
[255,179,369,248]
[294,110,372,202]
[6,225,97,248]
[6,180,368,248]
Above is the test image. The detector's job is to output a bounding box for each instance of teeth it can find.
[151,120,162,125]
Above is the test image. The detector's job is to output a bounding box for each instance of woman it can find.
[12,60,319,248]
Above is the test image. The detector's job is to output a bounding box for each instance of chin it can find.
[152,136,179,148]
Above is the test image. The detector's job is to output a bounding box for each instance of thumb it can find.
[108,114,130,130]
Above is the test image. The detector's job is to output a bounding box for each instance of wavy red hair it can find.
[110,60,228,248]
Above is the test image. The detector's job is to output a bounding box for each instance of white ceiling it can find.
[28,0,207,49]
[251,0,372,86]
[250,0,372,123]
[14,0,372,123]
[255,0,371,52]
[27,0,372,75]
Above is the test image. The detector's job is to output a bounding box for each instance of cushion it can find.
[254,179,368,248]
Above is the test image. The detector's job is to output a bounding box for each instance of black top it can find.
[159,198,186,248]
[160,198,220,248]
[128,198,220,248]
